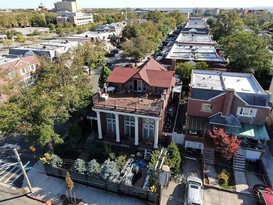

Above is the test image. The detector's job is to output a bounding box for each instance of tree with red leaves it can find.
[209,127,241,160]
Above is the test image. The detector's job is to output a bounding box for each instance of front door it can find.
[133,80,142,92]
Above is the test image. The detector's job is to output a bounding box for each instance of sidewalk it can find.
[23,161,146,205]
[261,145,273,187]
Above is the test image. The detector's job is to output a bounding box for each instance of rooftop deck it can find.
[92,93,163,116]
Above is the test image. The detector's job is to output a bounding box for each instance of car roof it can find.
[187,176,203,185]
[188,183,202,204]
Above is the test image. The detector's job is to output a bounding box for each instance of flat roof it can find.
[192,70,264,94]
[166,43,225,62]
[185,19,207,29]
[176,33,216,45]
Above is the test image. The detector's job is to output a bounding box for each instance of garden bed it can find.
[215,155,236,190]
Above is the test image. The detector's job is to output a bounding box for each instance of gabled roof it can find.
[107,58,175,88]
[209,113,241,128]
[107,67,139,83]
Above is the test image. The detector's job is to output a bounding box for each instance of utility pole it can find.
[13,149,33,193]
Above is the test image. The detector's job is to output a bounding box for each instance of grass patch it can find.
[215,154,236,190]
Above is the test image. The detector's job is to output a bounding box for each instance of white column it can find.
[154,119,159,149]
[134,116,139,146]
[115,113,120,143]
[96,111,102,139]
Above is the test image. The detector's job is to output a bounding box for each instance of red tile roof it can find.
[107,67,139,83]
[146,70,175,88]
[107,58,175,88]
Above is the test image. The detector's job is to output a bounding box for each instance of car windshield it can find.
[191,185,200,189]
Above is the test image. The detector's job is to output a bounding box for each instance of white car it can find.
[184,176,203,205]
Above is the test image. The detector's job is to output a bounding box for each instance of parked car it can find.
[184,176,203,205]
[253,184,273,205]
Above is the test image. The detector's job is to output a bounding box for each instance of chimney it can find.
[103,83,108,93]
[223,88,235,116]
[171,59,176,71]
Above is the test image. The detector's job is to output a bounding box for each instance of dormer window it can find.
[201,103,212,112]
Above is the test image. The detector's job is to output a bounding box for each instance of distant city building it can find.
[192,8,220,17]
[54,0,93,26]
[38,2,48,11]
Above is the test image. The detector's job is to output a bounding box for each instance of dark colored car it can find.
[253,184,273,205]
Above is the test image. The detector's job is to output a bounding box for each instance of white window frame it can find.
[201,103,212,112]
[143,118,155,140]
[124,116,135,138]
[8,71,16,79]
[29,64,36,72]
[236,107,257,117]
[20,68,27,75]
[106,113,116,133]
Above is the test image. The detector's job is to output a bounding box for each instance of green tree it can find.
[211,12,244,40]
[80,42,105,75]
[195,62,210,70]
[219,30,273,77]
[165,142,181,175]
[175,62,195,86]
[122,35,157,62]
[98,66,111,88]
[3,39,13,47]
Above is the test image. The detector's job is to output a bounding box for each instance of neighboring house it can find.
[96,22,127,36]
[91,58,176,149]
[185,70,271,161]
[9,40,80,60]
[181,17,209,35]
[0,55,40,102]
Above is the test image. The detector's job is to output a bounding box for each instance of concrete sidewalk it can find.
[23,161,146,205]
[261,145,273,188]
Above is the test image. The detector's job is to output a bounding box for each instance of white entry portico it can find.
[93,108,160,149]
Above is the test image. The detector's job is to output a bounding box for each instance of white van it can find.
[184,176,203,205]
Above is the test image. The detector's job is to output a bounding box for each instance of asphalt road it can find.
[0,135,39,189]
[0,185,42,205]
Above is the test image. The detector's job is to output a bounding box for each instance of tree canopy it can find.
[209,127,241,160]
[0,46,95,146]
[218,30,273,78]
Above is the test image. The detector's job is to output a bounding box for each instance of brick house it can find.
[0,55,40,102]
[185,70,271,161]
[91,58,176,149]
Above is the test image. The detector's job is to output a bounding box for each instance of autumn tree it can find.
[209,127,241,160]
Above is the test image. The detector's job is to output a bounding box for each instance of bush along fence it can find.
[41,153,160,204]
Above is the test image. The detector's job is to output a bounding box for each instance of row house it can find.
[0,55,40,102]
[91,58,176,149]
[185,70,271,161]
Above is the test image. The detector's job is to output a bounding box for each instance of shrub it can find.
[100,159,120,181]
[74,159,87,174]
[87,159,100,176]
[50,154,63,168]
[217,169,230,185]
[115,155,127,171]
[40,153,51,164]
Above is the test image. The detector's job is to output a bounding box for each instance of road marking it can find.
[0,165,20,182]
[8,161,31,185]
[0,162,18,174]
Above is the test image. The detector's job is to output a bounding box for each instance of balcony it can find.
[92,92,164,116]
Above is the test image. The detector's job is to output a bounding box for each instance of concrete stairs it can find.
[233,148,246,171]
[203,147,215,165]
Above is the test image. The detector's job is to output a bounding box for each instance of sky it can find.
[0,0,273,9]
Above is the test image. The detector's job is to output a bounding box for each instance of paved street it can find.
[0,185,42,205]
[0,136,38,189]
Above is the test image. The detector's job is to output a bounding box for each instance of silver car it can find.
[184,176,203,205]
